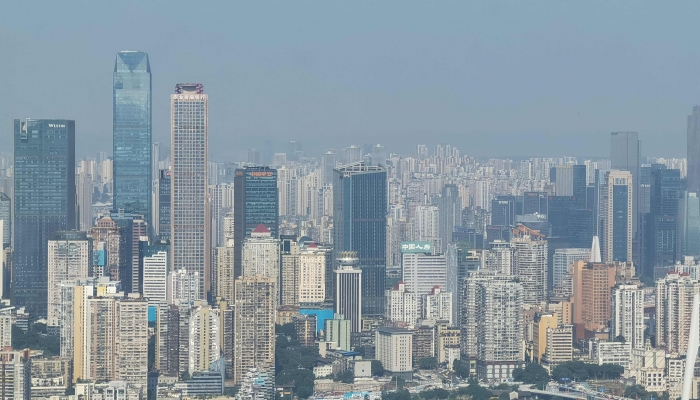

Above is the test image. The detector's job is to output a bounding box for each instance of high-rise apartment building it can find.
[611,283,644,349]
[234,276,276,384]
[114,296,149,386]
[47,231,91,330]
[59,277,96,362]
[401,243,447,296]
[423,287,452,324]
[511,236,548,305]
[189,301,221,374]
[413,206,440,250]
[385,282,419,327]
[171,83,209,300]
[602,170,633,263]
[461,274,524,382]
[212,244,235,303]
[242,225,280,305]
[14,118,76,314]
[333,162,387,316]
[280,239,300,306]
[113,51,152,224]
[74,293,148,386]
[687,106,700,193]
[552,248,590,293]
[91,216,126,280]
[656,271,700,354]
[0,350,31,400]
[335,253,363,332]
[141,245,168,303]
[233,167,278,278]
[298,244,327,305]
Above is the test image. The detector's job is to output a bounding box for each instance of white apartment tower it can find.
[424,286,453,325]
[171,83,209,300]
[611,283,645,350]
[385,282,419,327]
[656,272,700,354]
[511,236,548,305]
[242,225,281,295]
[298,243,326,304]
[142,250,168,303]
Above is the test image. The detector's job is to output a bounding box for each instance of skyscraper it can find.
[644,168,682,277]
[333,162,387,315]
[611,283,644,349]
[233,167,279,278]
[47,231,91,330]
[158,170,171,242]
[602,170,633,263]
[335,253,362,333]
[687,106,700,193]
[0,193,10,248]
[242,225,280,302]
[113,51,152,224]
[14,119,76,314]
[610,132,640,232]
[171,83,209,300]
[438,184,462,253]
[234,276,276,384]
[511,236,548,305]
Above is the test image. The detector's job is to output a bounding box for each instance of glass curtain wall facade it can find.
[233,167,279,278]
[333,162,387,316]
[113,51,152,224]
[171,84,209,300]
[14,119,76,314]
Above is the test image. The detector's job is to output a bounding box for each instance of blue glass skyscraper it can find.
[233,166,279,277]
[113,51,152,225]
[14,119,76,315]
[333,162,387,316]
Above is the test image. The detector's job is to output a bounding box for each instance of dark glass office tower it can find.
[113,51,152,225]
[158,170,171,242]
[233,166,279,277]
[572,165,587,209]
[522,192,548,215]
[491,196,516,227]
[644,169,682,276]
[333,162,387,316]
[567,209,594,248]
[547,196,575,237]
[610,132,640,232]
[14,119,76,315]
[688,106,700,193]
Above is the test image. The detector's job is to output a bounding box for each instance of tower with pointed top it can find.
[113,51,152,225]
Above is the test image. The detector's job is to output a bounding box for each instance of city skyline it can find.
[5,3,700,399]
[4,2,700,160]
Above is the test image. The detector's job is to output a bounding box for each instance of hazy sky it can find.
[2,1,700,161]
